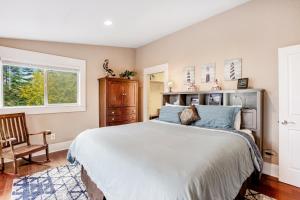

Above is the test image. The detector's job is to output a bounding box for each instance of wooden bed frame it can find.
[81,167,105,200]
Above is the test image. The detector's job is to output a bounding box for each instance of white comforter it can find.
[68,121,256,200]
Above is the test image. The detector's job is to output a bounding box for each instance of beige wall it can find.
[136,0,300,164]
[0,38,135,144]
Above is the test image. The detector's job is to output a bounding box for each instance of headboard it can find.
[162,89,264,153]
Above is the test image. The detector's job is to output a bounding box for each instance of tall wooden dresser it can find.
[99,77,138,127]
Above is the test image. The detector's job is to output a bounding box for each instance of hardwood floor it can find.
[249,175,300,200]
[1,150,300,200]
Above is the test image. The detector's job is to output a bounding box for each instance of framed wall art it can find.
[201,63,215,83]
[237,78,249,89]
[224,58,242,80]
[184,66,195,85]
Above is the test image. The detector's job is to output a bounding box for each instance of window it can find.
[47,70,78,104]
[3,63,79,106]
[0,46,86,114]
[3,64,45,107]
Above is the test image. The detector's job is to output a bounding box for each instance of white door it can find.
[279,44,300,187]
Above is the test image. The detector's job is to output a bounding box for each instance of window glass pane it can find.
[47,70,78,104]
[3,64,44,106]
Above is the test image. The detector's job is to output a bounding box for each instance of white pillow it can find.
[234,110,241,130]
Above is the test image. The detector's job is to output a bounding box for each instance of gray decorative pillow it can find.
[179,105,200,125]
[158,106,186,124]
[193,105,240,129]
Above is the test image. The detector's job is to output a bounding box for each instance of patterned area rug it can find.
[12,164,88,200]
[12,164,275,200]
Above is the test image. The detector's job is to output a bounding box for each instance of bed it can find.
[68,114,263,200]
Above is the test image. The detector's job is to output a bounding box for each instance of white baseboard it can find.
[3,140,73,163]
[262,162,279,178]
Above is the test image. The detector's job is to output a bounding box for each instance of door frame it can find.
[143,63,168,121]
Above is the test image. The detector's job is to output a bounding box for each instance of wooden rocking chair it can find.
[0,113,51,174]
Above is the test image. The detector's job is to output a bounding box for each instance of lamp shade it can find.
[167,81,174,88]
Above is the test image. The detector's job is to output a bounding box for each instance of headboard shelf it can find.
[163,88,263,95]
[162,89,264,153]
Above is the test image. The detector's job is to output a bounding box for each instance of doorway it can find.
[143,64,168,121]
[148,72,164,119]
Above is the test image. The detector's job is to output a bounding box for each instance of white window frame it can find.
[0,46,86,114]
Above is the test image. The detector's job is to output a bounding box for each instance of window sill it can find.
[0,105,86,115]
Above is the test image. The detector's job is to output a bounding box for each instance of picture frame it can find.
[205,93,223,105]
[237,78,249,89]
[191,97,199,105]
[224,58,242,80]
[184,66,195,85]
[201,63,215,83]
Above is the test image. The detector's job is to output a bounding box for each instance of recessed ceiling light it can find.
[104,20,112,26]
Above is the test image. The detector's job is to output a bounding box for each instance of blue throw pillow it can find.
[193,105,240,129]
[158,106,186,124]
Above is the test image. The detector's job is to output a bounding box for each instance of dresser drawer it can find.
[123,107,136,115]
[107,108,122,116]
[107,119,137,126]
[107,121,124,126]
[122,114,136,121]
[107,120,136,126]
[107,107,136,116]
[107,114,136,123]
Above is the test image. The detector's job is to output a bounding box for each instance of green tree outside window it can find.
[3,65,78,106]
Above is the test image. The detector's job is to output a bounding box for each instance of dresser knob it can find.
[112,118,115,121]
[112,111,115,114]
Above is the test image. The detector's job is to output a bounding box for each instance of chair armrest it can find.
[0,137,17,153]
[28,130,51,145]
[0,137,17,144]
[28,130,51,136]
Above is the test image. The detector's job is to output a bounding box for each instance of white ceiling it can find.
[0,0,249,48]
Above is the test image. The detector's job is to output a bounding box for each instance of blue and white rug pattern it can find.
[12,164,88,200]
[12,164,275,200]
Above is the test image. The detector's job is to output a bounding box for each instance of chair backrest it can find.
[0,112,28,148]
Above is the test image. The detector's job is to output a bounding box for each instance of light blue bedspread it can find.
[68,121,262,200]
